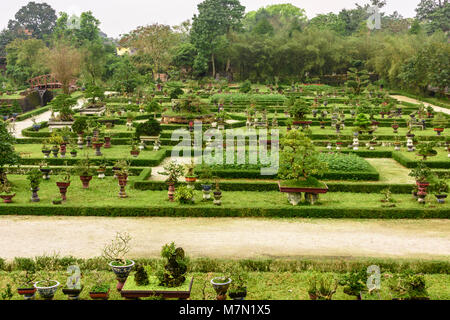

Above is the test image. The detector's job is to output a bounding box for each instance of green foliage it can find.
[134,264,150,286]
[71,117,88,134]
[159,161,185,183]
[174,185,195,204]
[432,113,448,128]
[408,161,432,182]
[157,242,189,287]
[279,130,328,180]
[339,269,367,298]
[317,153,372,172]
[26,168,42,189]
[387,271,429,300]
[307,272,338,300]
[353,113,371,131]
[50,94,76,121]
[134,119,162,139]
[289,99,310,120]
[346,68,370,95]
[0,120,19,170]
[239,80,252,93]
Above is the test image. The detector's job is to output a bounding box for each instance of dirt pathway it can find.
[0,216,449,261]
[391,95,450,115]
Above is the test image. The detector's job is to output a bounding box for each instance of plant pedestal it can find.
[118,175,128,198]
[286,192,302,205]
[40,168,51,180]
[80,176,93,189]
[104,137,111,148]
[30,187,40,202]
[56,182,70,201]
[213,191,222,206]
[94,143,103,156]
[97,170,106,179]
[168,182,175,202]
[109,261,135,292]
[42,150,51,158]
[416,181,429,204]
[0,194,15,203]
[60,144,66,158]
[202,185,212,200]
[436,195,447,204]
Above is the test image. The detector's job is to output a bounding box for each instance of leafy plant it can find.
[353,113,371,132]
[71,117,88,134]
[416,142,437,160]
[387,271,429,300]
[75,157,94,177]
[339,269,368,299]
[432,113,447,128]
[174,185,195,204]
[27,169,42,189]
[135,119,162,139]
[307,273,338,300]
[159,161,185,183]
[134,264,150,286]
[289,99,310,120]
[157,242,189,288]
[408,161,431,183]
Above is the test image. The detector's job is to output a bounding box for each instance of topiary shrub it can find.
[157,242,189,287]
[135,119,162,139]
[71,117,88,134]
[239,80,252,93]
[134,264,149,286]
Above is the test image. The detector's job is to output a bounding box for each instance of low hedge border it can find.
[392,151,450,169]
[5,166,146,176]
[133,180,413,194]
[0,205,448,219]
[15,106,51,121]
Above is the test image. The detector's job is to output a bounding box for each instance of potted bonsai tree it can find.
[339,269,368,300]
[15,270,37,300]
[27,168,42,202]
[416,142,437,161]
[39,161,51,180]
[34,272,60,300]
[0,182,15,203]
[130,140,140,158]
[353,113,371,134]
[159,161,185,202]
[199,165,213,201]
[392,120,399,133]
[430,179,448,204]
[213,179,222,206]
[41,144,51,158]
[102,232,135,291]
[184,159,197,185]
[228,273,247,300]
[432,113,447,136]
[387,271,429,300]
[211,274,232,300]
[307,273,338,300]
[56,167,71,201]
[289,98,311,128]
[408,161,432,203]
[114,160,130,198]
[76,157,94,189]
[89,271,110,300]
[278,130,328,205]
[174,185,195,204]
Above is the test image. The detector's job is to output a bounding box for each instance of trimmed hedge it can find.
[392,151,450,169]
[15,105,51,121]
[0,205,448,219]
[133,180,413,194]
[5,166,146,176]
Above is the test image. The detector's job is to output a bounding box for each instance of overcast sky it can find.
[2,0,422,38]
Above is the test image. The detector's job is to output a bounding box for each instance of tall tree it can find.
[416,0,450,33]
[7,2,57,40]
[190,0,245,78]
[0,120,20,184]
[46,43,82,94]
[121,24,177,80]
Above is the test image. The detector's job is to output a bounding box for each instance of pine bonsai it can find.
[134,264,149,286]
[157,242,189,287]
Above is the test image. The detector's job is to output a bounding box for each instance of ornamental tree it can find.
[0,120,20,183]
[278,130,328,180]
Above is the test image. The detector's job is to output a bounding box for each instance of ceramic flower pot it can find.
[34,280,60,300]
[56,181,71,201]
[109,260,135,291]
[80,176,93,189]
[211,277,232,299]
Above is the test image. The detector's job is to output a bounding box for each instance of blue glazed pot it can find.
[34,280,60,300]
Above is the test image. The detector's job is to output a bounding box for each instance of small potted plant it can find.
[51,144,59,158]
[89,272,110,300]
[130,141,140,158]
[211,275,232,300]
[409,161,432,203]
[199,166,213,201]
[307,273,337,300]
[159,161,185,202]
[27,168,42,202]
[174,185,195,204]
[34,274,60,300]
[392,120,399,133]
[0,182,16,203]
[102,232,135,291]
[185,159,197,184]
[41,144,51,158]
[39,161,51,180]
[70,145,78,157]
[416,142,437,161]
[432,113,447,136]
[16,270,37,300]
[430,179,448,204]
[228,273,247,300]
[115,160,130,198]
[76,158,94,189]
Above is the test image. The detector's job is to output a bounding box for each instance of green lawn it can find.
[1,175,448,210]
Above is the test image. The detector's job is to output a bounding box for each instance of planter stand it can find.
[120,277,194,300]
[30,188,40,202]
[56,182,70,201]
[118,175,128,198]
[435,195,447,204]
[40,168,51,180]
[94,143,103,156]
[104,137,111,148]
[202,185,212,200]
[0,194,16,203]
[80,176,93,189]
[97,170,106,179]
[213,191,222,206]
[109,260,135,292]
[167,182,175,202]
[416,181,429,204]
[278,182,328,206]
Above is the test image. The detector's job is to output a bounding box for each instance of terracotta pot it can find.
[80,176,93,189]
[0,193,16,203]
[89,289,110,300]
[56,181,71,201]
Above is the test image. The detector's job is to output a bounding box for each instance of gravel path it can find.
[0,216,449,261]
[391,95,450,115]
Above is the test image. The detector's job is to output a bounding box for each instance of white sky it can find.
[2,0,422,38]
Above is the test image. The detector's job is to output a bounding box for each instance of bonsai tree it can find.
[134,264,150,286]
[71,117,88,135]
[0,120,20,184]
[408,161,431,184]
[307,273,338,300]
[353,113,371,133]
[339,269,368,300]
[239,80,252,93]
[432,113,447,135]
[49,94,76,121]
[174,185,195,204]
[169,87,184,100]
[278,130,328,182]
[145,99,161,118]
[157,242,189,288]
[289,99,310,121]
[416,142,437,160]
[27,169,42,190]
[387,271,429,300]
[135,119,162,140]
[159,161,185,184]
[85,85,105,106]
[345,68,370,95]
[102,232,132,266]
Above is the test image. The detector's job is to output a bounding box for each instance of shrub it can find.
[135,119,162,139]
[157,243,189,287]
[71,117,88,134]
[134,264,150,286]
[174,185,195,204]
[239,80,252,93]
